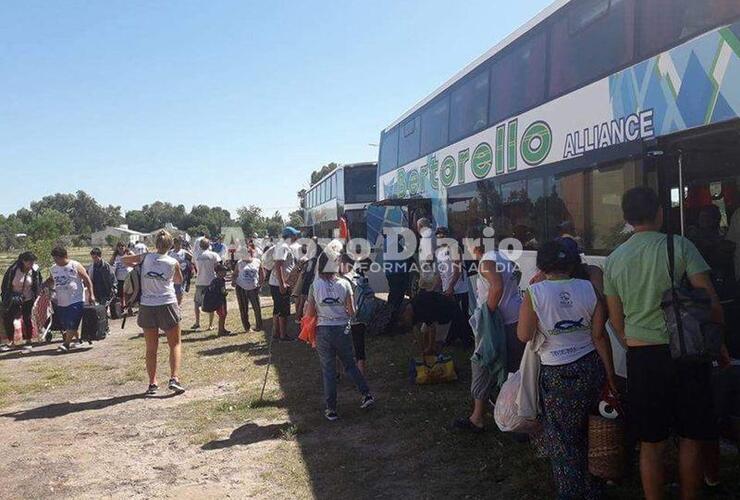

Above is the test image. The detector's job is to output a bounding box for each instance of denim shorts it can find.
[54,302,84,331]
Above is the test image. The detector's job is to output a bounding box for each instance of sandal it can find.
[451,417,485,434]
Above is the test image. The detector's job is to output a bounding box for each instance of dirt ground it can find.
[1,287,739,499]
[0,292,307,499]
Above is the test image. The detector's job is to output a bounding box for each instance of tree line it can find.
[0,191,305,252]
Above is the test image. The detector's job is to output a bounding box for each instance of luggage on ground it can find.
[410,354,457,384]
[109,297,123,319]
[81,303,109,341]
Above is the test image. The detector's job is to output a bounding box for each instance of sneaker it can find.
[0,344,11,353]
[145,384,158,396]
[168,378,186,395]
[190,324,200,331]
[57,344,70,353]
[360,394,375,409]
[218,330,234,337]
[324,409,339,421]
[20,344,33,354]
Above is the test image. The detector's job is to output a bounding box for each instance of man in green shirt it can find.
[604,187,726,500]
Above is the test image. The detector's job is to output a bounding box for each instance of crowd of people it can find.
[0,186,738,499]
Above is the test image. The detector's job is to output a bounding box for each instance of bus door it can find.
[661,124,740,359]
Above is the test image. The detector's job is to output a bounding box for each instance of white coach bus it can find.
[376,0,740,285]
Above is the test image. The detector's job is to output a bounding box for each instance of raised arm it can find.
[122,254,143,268]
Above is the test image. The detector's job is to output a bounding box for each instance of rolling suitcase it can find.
[81,304,109,341]
[109,298,123,320]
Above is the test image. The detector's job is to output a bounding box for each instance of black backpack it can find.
[201,278,223,313]
[661,234,723,362]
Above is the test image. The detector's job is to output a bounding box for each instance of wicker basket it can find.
[588,415,625,480]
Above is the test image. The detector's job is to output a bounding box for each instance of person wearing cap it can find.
[530,237,604,295]
[87,247,117,306]
[269,226,301,340]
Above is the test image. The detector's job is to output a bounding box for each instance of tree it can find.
[124,209,152,233]
[27,209,73,241]
[104,205,125,227]
[104,234,120,248]
[236,205,266,237]
[297,189,307,209]
[265,211,285,237]
[310,162,338,185]
[185,205,233,236]
[0,215,22,251]
[125,201,188,233]
[188,224,210,238]
[287,209,304,228]
[30,191,111,233]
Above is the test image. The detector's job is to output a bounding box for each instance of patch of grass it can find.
[113,364,143,386]
[0,376,12,408]
[25,364,79,392]
[279,423,300,441]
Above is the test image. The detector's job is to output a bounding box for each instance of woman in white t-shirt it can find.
[234,246,264,332]
[305,252,374,422]
[123,230,185,396]
[517,241,617,499]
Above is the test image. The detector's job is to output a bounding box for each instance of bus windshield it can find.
[345,166,377,204]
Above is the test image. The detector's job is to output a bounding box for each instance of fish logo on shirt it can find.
[321,297,342,305]
[549,318,589,335]
[146,271,168,282]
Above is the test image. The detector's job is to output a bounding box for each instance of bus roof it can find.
[383,0,570,133]
[308,161,377,189]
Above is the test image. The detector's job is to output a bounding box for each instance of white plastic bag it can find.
[494,371,540,433]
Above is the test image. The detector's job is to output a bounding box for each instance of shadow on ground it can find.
[201,422,292,450]
[1,392,176,421]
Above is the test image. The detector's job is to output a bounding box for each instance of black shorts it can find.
[351,323,366,361]
[270,285,291,317]
[627,345,717,443]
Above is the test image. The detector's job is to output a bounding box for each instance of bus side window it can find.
[549,0,636,97]
[399,116,421,166]
[639,0,740,59]
[490,30,547,125]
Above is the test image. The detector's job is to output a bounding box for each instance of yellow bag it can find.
[411,355,457,384]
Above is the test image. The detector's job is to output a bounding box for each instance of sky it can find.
[0,0,552,218]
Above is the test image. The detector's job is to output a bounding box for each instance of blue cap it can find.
[282,226,300,238]
[555,237,582,262]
